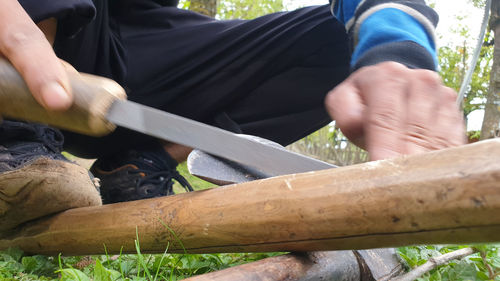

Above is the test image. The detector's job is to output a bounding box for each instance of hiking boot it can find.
[90,143,193,204]
[0,121,102,232]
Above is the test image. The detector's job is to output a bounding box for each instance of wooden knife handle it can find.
[0,58,127,136]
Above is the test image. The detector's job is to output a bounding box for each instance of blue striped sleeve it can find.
[331,0,439,71]
[332,0,361,25]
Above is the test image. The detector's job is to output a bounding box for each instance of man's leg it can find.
[56,2,350,203]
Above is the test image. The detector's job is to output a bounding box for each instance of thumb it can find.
[0,0,72,111]
[325,79,366,148]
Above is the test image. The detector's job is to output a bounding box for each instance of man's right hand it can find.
[0,0,72,111]
[325,62,466,161]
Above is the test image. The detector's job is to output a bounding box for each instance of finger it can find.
[360,62,407,161]
[60,59,78,75]
[0,0,72,111]
[433,87,467,147]
[325,78,366,147]
[405,70,442,155]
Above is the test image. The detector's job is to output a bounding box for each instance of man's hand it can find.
[325,62,466,161]
[0,0,72,111]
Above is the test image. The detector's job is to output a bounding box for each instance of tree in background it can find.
[480,0,500,139]
[439,19,492,126]
[182,0,285,19]
[217,0,284,20]
[287,124,368,166]
[182,0,218,17]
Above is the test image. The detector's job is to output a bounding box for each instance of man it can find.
[0,0,465,231]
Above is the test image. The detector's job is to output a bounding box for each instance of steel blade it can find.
[107,100,335,176]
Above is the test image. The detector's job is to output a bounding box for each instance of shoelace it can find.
[0,127,66,168]
[38,126,64,154]
[133,168,194,195]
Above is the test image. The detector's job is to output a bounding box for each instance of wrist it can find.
[352,41,437,71]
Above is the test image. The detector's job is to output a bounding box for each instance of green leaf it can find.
[94,260,121,281]
[120,259,136,276]
[398,247,421,267]
[417,259,429,266]
[94,259,110,281]
[0,259,24,273]
[443,261,480,281]
[489,254,500,267]
[58,267,91,281]
[428,270,442,281]
[21,256,42,273]
[476,271,490,280]
[3,248,23,262]
[474,245,490,253]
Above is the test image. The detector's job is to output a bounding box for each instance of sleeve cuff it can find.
[352,40,437,71]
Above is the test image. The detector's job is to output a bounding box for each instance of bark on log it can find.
[183,251,361,281]
[183,249,403,281]
[1,140,500,256]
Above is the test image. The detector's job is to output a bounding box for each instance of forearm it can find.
[331,0,438,71]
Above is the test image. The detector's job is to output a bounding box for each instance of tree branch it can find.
[480,250,496,279]
[390,248,477,281]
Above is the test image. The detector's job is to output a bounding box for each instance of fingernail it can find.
[41,82,72,110]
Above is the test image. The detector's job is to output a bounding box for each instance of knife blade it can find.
[0,58,334,176]
[107,100,335,176]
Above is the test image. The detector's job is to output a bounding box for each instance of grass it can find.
[1,244,498,280]
[0,247,282,280]
[1,158,499,280]
[172,162,215,191]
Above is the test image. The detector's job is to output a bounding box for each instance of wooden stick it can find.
[183,251,362,281]
[1,140,500,256]
[183,249,403,281]
[392,248,476,281]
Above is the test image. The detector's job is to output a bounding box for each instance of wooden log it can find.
[1,140,500,255]
[187,146,403,281]
[182,249,403,281]
[183,251,361,281]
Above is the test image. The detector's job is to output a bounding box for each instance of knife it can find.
[0,59,335,177]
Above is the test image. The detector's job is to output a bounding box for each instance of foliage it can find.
[173,162,214,192]
[0,247,281,280]
[0,248,57,280]
[426,0,436,9]
[469,0,487,9]
[398,244,500,281]
[468,130,482,142]
[438,20,493,118]
[2,242,498,280]
[179,0,285,20]
[288,123,368,166]
[217,0,285,20]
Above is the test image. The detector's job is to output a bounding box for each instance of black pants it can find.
[54,1,350,159]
